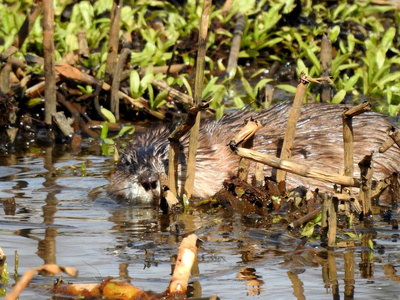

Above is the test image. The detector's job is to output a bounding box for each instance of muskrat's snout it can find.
[108,140,169,204]
[138,170,159,192]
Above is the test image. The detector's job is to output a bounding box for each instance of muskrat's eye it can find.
[142,182,151,191]
[150,181,158,190]
[142,180,158,191]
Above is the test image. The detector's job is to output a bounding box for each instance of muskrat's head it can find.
[108,126,171,204]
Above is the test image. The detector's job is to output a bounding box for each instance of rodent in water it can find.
[108,103,400,204]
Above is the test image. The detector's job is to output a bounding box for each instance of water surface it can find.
[0,146,399,299]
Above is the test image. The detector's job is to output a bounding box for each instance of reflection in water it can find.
[1,148,400,299]
[344,251,355,299]
[237,267,264,296]
[287,270,305,300]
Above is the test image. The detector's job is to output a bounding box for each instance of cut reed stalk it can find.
[183,0,212,199]
[43,0,56,128]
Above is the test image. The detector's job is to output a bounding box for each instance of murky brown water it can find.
[0,145,400,299]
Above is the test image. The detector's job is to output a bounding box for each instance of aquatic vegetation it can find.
[1,0,400,136]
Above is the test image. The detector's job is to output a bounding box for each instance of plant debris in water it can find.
[1,0,400,299]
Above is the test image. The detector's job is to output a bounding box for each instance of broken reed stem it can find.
[234,147,361,187]
[288,207,322,229]
[111,48,130,121]
[379,126,400,153]
[231,118,262,181]
[342,114,354,178]
[14,0,43,48]
[183,0,211,199]
[320,33,332,103]
[77,30,90,58]
[226,13,245,76]
[167,139,180,197]
[390,173,399,209]
[43,0,56,127]
[237,138,253,181]
[222,0,233,17]
[358,153,373,218]
[105,0,123,84]
[254,163,264,187]
[168,234,198,294]
[321,194,338,248]
[0,61,12,94]
[1,0,43,60]
[389,127,400,148]
[342,101,371,193]
[151,79,193,105]
[276,74,309,188]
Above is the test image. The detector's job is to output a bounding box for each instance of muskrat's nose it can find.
[138,170,158,191]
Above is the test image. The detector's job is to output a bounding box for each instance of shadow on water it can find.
[0,145,400,299]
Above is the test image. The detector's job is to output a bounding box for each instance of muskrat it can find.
[108,103,400,204]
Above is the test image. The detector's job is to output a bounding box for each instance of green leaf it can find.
[101,143,109,156]
[101,108,116,123]
[100,121,108,139]
[347,33,355,53]
[202,76,219,99]
[103,138,114,145]
[381,27,395,53]
[114,126,135,139]
[233,96,245,108]
[276,84,297,94]
[376,72,400,89]
[331,89,346,104]
[330,25,340,43]
[27,98,42,108]
[254,78,274,96]
[130,70,140,94]
[301,221,315,237]
[153,90,168,109]
[178,75,193,98]
[241,76,255,99]
[344,73,361,92]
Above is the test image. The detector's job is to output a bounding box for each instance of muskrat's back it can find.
[109,103,400,204]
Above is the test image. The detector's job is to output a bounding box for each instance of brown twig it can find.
[1,0,43,61]
[43,0,57,128]
[77,30,90,58]
[289,206,322,229]
[168,234,198,294]
[320,33,332,102]
[230,118,262,181]
[0,60,12,94]
[5,264,77,300]
[104,0,123,83]
[321,194,338,248]
[358,152,373,218]
[233,147,361,187]
[342,102,371,199]
[111,48,130,121]
[151,79,193,105]
[183,0,212,199]
[226,13,245,76]
[276,72,309,189]
[222,0,233,17]
[168,101,211,194]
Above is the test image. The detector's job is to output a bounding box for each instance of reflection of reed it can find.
[359,232,374,278]
[237,267,264,296]
[344,251,355,299]
[321,250,339,298]
[287,270,305,300]
[38,147,58,271]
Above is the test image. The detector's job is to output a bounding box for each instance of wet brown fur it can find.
[110,103,400,202]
